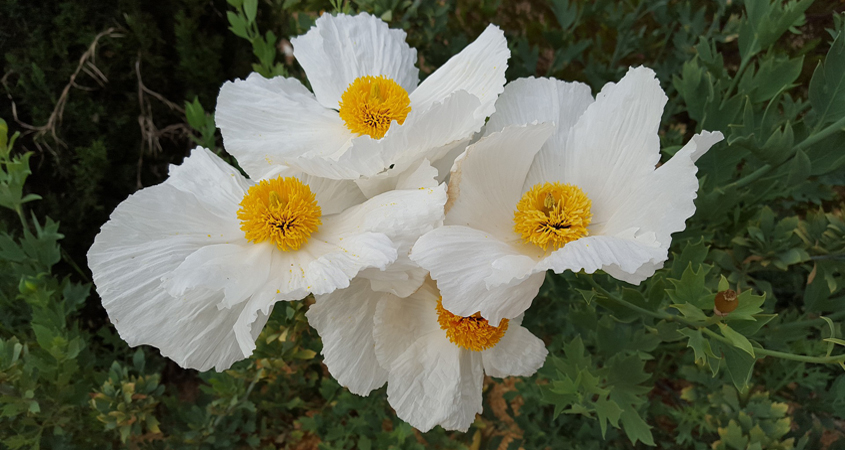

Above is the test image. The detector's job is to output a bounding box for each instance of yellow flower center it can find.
[338,75,411,139]
[435,298,509,352]
[513,182,592,251]
[237,176,321,251]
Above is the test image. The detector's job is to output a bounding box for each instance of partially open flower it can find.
[216,12,509,181]
[306,278,547,432]
[88,148,446,371]
[411,68,725,325]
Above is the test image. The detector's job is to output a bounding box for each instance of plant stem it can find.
[796,115,845,151]
[701,327,845,364]
[587,277,845,365]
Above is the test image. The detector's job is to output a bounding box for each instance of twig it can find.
[0,28,122,153]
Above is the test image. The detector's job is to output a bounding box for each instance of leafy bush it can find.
[1,0,845,448]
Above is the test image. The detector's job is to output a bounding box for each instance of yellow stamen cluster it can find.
[237,176,321,251]
[338,75,411,139]
[514,182,592,251]
[435,298,509,352]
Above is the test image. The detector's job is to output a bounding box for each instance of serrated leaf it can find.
[713,340,756,390]
[619,408,655,446]
[667,264,712,309]
[724,289,766,322]
[678,328,715,365]
[594,397,623,438]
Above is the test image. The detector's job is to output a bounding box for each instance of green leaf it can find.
[0,118,7,151]
[718,275,730,292]
[724,289,766,322]
[243,0,258,24]
[678,328,715,365]
[667,264,711,309]
[809,31,845,125]
[719,323,755,358]
[594,397,623,438]
[227,11,249,39]
[786,148,811,186]
[670,303,708,322]
[714,340,756,390]
[738,0,812,61]
[619,408,655,446]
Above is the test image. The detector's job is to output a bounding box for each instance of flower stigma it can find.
[338,75,411,139]
[514,182,592,251]
[238,176,322,251]
[435,298,509,351]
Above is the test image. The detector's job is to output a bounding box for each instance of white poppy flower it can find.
[87,147,446,372]
[306,278,547,432]
[411,68,725,325]
[215,12,508,180]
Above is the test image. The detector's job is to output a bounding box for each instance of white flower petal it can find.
[564,67,668,227]
[373,279,442,368]
[445,123,555,241]
[482,322,548,378]
[295,173,367,215]
[600,131,724,242]
[537,232,665,284]
[354,160,445,297]
[481,77,595,189]
[162,243,272,308]
[307,278,390,396]
[281,232,397,298]
[386,336,483,432]
[374,284,483,432]
[348,89,482,183]
[291,12,418,109]
[88,149,267,371]
[411,226,546,325]
[216,74,357,180]
[410,24,508,120]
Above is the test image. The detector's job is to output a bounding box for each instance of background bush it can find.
[1,0,845,448]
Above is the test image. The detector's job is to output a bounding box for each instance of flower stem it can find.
[586,276,845,366]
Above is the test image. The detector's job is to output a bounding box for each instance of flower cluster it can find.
[88,13,723,432]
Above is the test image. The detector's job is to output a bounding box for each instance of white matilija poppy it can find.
[215,12,508,181]
[87,147,446,372]
[411,67,725,326]
[306,278,547,432]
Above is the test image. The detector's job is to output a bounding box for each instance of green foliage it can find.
[2,0,845,448]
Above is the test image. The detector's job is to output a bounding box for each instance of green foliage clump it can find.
[1,0,845,449]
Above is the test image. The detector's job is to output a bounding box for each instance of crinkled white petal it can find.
[357,160,445,297]
[294,172,367,215]
[481,77,595,189]
[445,123,555,241]
[481,318,548,378]
[163,243,272,309]
[292,12,418,109]
[374,282,483,432]
[563,67,668,228]
[410,24,508,121]
[215,73,359,180]
[88,148,267,371]
[411,226,546,325]
[348,89,482,183]
[537,231,665,285]
[599,131,724,242]
[307,278,390,396]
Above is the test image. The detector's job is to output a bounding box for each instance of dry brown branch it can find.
[0,27,122,154]
[133,56,190,188]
